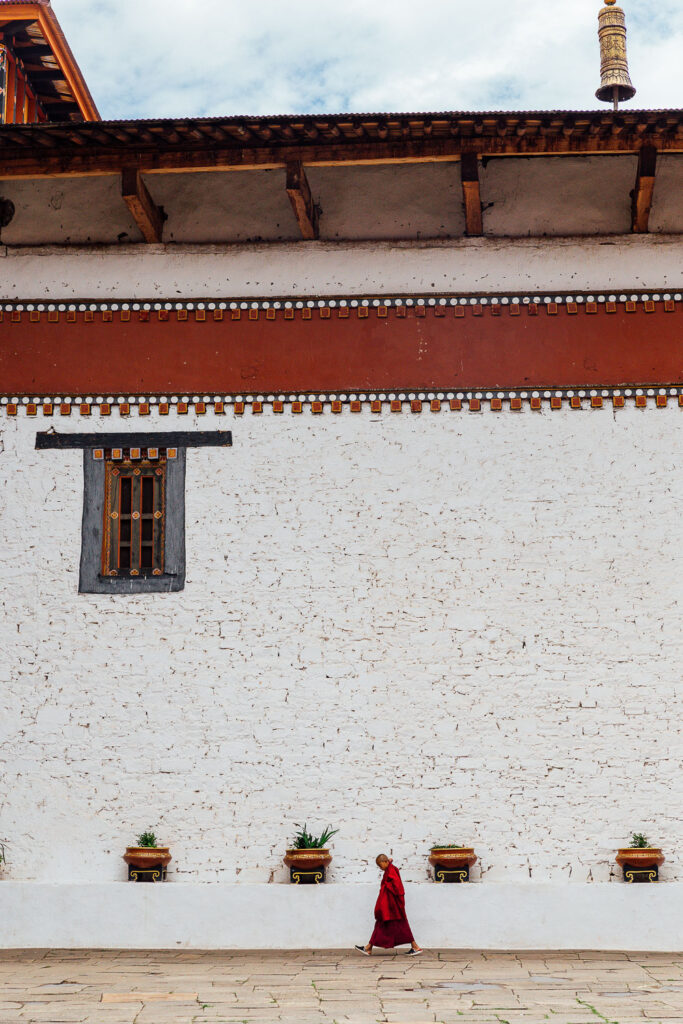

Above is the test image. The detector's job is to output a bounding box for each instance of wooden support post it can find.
[3,49,16,124]
[286,160,319,240]
[461,153,483,236]
[121,167,165,243]
[632,146,657,234]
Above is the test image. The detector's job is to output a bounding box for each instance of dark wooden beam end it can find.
[632,146,658,234]
[286,160,319,240]
[461,153,483,236]
[121,167,165,243]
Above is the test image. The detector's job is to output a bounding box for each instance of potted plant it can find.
[428,843,477,882]
[123,829,172,882]
[616,832,665,882]
[283,823,339,884]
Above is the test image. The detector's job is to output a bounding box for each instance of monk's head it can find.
[376,854,392,871]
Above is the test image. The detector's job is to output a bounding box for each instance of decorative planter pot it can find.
[123,846,172,883]
[283,848,332,884]
[429,847,477,883]
[615,848,664,883]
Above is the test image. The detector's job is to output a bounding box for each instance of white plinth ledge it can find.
[2,883,683,951]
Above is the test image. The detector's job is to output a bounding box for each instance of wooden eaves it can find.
[0,109,681,179]
[0,108,679,240]
[0,0,99,121]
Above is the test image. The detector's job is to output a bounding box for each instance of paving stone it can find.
[101,991,199,1002]
[3,950,683,1023]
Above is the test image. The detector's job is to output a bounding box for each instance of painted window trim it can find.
[35,431,230,596]
[79,449,186,595]
[36,431,232,450]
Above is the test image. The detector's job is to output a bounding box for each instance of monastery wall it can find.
[2,234,683,301]
[1,404,681,889]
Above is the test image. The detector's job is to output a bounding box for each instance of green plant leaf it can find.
[291,823,339,849]
[136,829,158,848]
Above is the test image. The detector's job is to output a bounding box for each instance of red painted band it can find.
[1,304,681,394]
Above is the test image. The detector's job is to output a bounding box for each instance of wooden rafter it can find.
[461,153,483,236]
[0,3,99,121]
[0,112,682,180]
[0,18,33,37]
[286,160,319,240]
[121,167,165,243]
[632,145,657,234]
[24,68,63,80]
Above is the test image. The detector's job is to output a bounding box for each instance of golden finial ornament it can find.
[596,0,636,110]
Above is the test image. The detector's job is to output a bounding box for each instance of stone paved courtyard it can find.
[2,950,683,1024]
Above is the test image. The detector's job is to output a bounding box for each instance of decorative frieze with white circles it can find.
[1,290,680,415]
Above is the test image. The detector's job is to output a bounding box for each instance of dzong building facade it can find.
[1,0,683,950]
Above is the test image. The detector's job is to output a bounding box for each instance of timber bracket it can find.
[461,153,483,236]
[631,145,657,234]
[286,160,320,240]
[121,167,167,243]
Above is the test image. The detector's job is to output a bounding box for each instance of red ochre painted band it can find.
[0,302,681,395]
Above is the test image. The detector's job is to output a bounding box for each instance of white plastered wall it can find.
[480,156,637,237]
[1,235,683,301]
[0,405,681,899]
[3,882,683,951]
[1,154,682,246]
[1,234,683,948]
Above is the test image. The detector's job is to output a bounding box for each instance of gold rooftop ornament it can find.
[596,0,636,109]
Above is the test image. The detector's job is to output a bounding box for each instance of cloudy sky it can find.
[55,0,683,120]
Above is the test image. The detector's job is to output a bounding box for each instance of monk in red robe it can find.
[356,854,423,955]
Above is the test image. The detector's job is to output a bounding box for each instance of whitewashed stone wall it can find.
[3,235,683,301]
[0,405,681,886]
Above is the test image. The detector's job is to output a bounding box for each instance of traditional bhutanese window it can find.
[101,450,167,577]
[83,441,186,594]
[35,430,231,595]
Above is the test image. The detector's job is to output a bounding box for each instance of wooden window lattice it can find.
[102,456,166,577]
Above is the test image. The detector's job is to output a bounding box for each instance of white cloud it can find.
[53,0,683,119]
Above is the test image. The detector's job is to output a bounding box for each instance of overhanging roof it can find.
[0,0,99,122]
[1,109,681,243]
[0,109,681,177]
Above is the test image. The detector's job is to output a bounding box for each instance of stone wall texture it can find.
[0,405,681,884]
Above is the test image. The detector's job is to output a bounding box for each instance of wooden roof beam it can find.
[121,167,165,243]
[0,18,33,37]
[24,68,63,80]
[286,160,319,240]
[632,145,657,234]
[1,117,683,179]
[461,152,483,236]
[12,42,52,55]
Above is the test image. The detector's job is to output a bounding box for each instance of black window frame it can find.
[80,447,186,594]
[35,431,232,596]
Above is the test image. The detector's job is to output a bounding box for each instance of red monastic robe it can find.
[369,863,415,949]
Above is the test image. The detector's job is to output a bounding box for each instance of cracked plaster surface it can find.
[0,406,681,884]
